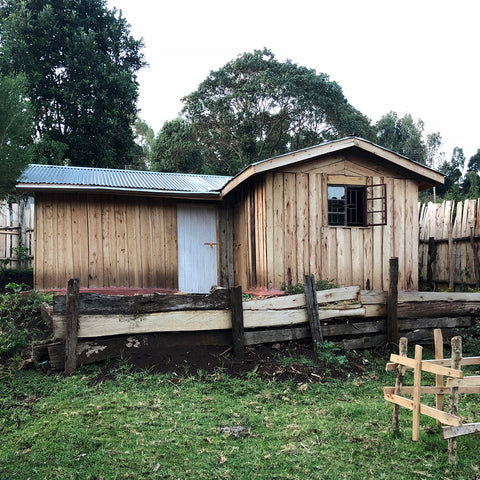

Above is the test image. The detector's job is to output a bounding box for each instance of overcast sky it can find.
[108,0,480,164]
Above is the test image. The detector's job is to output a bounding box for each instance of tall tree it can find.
[436,147,465,199]
[0,0,145,168]
[375,112,427,164]
[151,118,204,173]
[0,74,33,196]
[182,48,374,175]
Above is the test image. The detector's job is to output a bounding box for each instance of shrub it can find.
[0,284,52,359]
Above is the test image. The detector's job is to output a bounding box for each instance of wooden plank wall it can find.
[419,199,480,286]
[34,193,178,289]
[0,199,34,269]
[232,155,419,291]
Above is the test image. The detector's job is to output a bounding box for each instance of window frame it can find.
[327,183,387,227]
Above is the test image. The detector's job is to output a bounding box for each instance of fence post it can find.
[387,258,399,346]
[230,286,244,359]
[392,336,408,432]
[469,227,480,288]
[304,274,323,349]
[64,278,80,375]
[448,336,462,464]
[427,237,436,282]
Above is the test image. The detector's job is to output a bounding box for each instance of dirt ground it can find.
[86,338,374,384]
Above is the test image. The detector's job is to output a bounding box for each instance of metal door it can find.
[177,204,217,293]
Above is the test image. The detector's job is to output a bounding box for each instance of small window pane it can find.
[328,186,346,226]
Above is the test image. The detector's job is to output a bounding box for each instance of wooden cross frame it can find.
[384,329,480,463]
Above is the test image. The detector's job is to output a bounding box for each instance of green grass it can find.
[1,361,479,480]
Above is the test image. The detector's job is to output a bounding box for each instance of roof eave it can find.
[16,184,223,200]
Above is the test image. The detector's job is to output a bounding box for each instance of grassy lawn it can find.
[1,355,479,480]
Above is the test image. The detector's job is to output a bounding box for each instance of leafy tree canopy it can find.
[151,118,204,174]
[0,0,145,168]
[375,111,427,164]
[181,48,374,175]
[0,74,33,196]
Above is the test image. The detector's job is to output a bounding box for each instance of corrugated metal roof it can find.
[17,164,232,194]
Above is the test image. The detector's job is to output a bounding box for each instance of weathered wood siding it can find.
[232,152,419,291]
[34,193,178,289]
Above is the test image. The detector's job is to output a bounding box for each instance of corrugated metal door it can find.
[177,204,217,293]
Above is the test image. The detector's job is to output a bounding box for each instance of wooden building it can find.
[16,137,443,293]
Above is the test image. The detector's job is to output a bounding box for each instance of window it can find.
[327,184,387,227]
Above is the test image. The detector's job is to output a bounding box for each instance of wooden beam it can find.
[442,423,480,440]
[304,274,323,347]
[387,258,399,345]
[230,286,245,359]
[448,336,462,464]
[64,278,80,375]
[393,337,408,432]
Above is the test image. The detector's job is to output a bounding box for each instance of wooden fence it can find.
[419,199,480,288]
[384,330,480,464]
[40,282,480,371]
[0,198,34,270]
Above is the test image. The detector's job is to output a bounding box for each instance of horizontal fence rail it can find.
[41,282,480,371]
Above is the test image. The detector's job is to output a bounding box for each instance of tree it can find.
[436,147,465,199]
[182,48,374,175]
[127,117,155,170]
[462,149,480,198]
[151,118,204,174]
[0,0,145,168]
[375,112,427,164]
[0,74,33,196]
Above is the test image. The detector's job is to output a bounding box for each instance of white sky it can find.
[108,0,480,163]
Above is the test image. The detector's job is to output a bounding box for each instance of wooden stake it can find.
[64,278,80,375]
[387,258,399,346]
[448,336,462,464]
[230,286,245,360]
[434,329,444,425]
[470,227,480,288]
[448,225,455,290]
[392,337,408,432]
[304,274,323,348]
[412,344,423,441]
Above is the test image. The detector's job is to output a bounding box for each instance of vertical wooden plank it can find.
[404,180,418,289]
[382,177,394,290]
[304,274,323,347]
[230,286,244,359]
[387,257,399,346]
[412,344,423,441]
[363,227,373,290]
[138,201,152,287]
[392,180,405,288]
[64,278,80,375]
[265,173,275,289]
[448,224,455,290]
[392,337,408,432]
[337,227,351,287]
[73,195,89,288]
[308,173,319,277]
[164,201,178,289]
[101,200,115,286]
[233,198,247,289]
[273,173,284,289]
[153,198,167,287]
[114,200,128,287]
[43,197,56,289]
[124,197,140,287]
[296,173,308,281]
[434,329,444,424]
[350,227,364,287]
[448,336,462,464]
[33,198,44,289]
[87,198,104,288]
[372,177,384,290]
[284,173,296,285]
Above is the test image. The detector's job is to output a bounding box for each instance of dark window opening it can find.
[327,184,387,227]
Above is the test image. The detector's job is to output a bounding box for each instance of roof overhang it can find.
[15,183,223,201]
[220,137,444,196]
